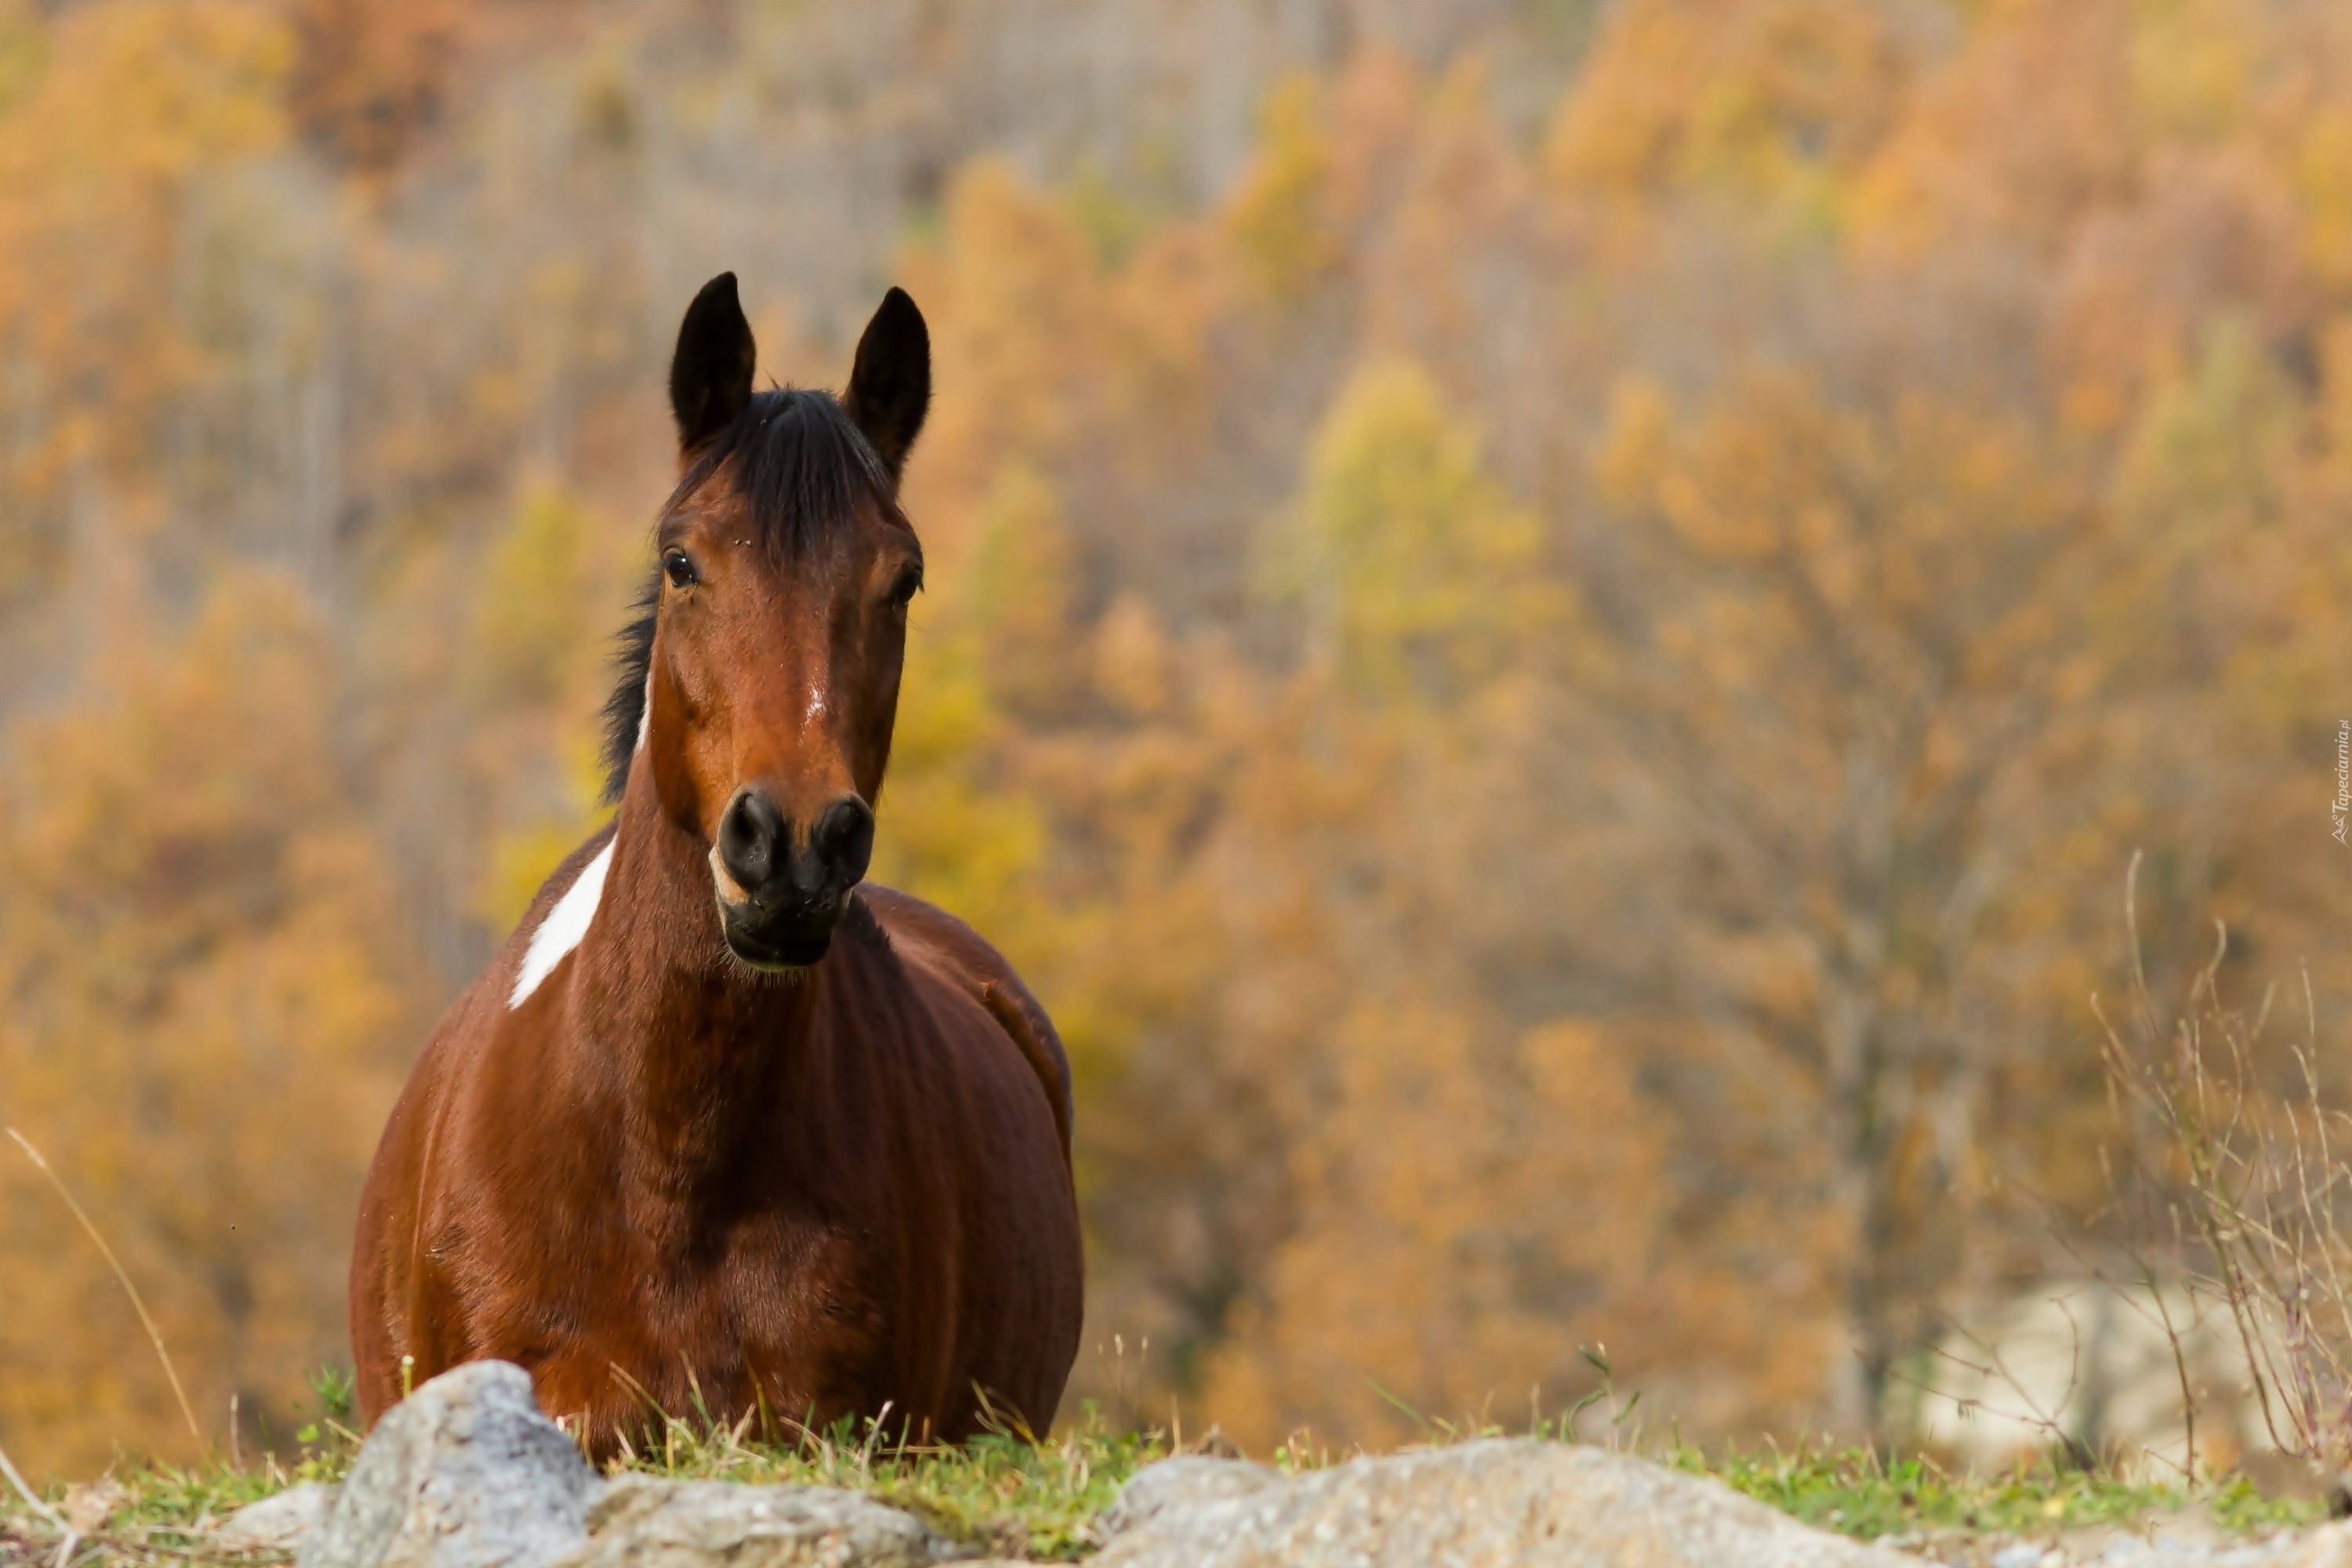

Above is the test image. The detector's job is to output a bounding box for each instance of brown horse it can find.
[349,275,1083,1450]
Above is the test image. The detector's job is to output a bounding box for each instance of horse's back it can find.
[856,882,1074,1164]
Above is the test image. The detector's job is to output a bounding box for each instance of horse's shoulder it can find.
[513,825,619,930]
[490,823,620,1011]
[397,824,618,1131]
[854,884,1073,1162]
[503,824,619,960]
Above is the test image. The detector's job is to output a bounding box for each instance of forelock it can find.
[664,387,895,558]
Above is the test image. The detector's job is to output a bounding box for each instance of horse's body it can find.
[350,278,1082,1449]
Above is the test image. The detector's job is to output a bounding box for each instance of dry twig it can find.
[4,1129,202,1450]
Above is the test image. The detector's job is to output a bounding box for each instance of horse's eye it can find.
[886,566,922,609]
[663,550,699,589]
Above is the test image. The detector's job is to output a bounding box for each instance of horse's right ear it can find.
[670,273,757,457]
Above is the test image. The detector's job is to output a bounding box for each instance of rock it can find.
[1096,1455,1280,1538]
[218,1486,341,1552]
[298,1362,599,1568]
[2091,1520,2352,1568]
[1092,1439,1922,1568]
[2255,1524,2352,1568]
[554,1475,955,1568]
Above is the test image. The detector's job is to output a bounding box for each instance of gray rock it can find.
[2089,1523,2352,1568]
[218,1485,340,1552]
[1091,1439,1922,1567]
[1097,1455,1280,1538]
[554,1475,954,1568]
[298,1362,599,1568]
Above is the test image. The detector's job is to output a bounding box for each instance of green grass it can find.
[1686,1443,2320,1541]
[0,1403,1166,1564]
[0,1394,2327,1564]
[605,1406,1164,1559]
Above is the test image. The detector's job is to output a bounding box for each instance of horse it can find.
[348,274,1083,1452]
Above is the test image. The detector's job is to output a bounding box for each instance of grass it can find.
[0,1403,1160,1566]
[601,1404,1163,1559]
[0,1389,2328,1566]
[1692,1443,2318,1541]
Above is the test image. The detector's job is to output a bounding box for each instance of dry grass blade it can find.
[0,1438,66,1530]
[5,1128,204,1449]
[2098,855,2352,1472]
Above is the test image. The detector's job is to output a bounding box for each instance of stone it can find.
[1091,1439,1922,1568]
[2247,1526,2352,1568]
[2089,1521,2352,1568]
[217,1485,341,1552]
[297,1362,600,1568]
[1096,1455,1280,1539]
[554,1475,956,1568]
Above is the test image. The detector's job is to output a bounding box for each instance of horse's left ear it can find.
[843,288,930,482]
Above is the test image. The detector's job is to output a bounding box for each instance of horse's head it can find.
[615,274,930,970]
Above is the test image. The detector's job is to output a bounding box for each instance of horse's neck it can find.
[573,775,818,1189]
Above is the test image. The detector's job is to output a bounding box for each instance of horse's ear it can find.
[670,273,757,457]
[843,288,930,482]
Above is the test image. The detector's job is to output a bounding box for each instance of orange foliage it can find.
[7,0,2352,1477]
[0,575,419,1470]
[286,0,458,172]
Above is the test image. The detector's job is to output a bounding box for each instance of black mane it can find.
[598,387,895,800]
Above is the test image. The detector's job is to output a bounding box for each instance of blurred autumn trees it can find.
[4,0,2352,1478]
[0,575,419,1464]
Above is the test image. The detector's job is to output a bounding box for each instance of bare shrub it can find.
[2098,851,2352,1481]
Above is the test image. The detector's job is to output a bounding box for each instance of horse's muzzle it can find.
[711,788,874,969]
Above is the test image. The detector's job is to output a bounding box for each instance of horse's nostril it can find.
[811,797,876,889]
[717,789,784,893]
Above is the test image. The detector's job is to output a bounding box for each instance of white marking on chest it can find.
[507,840,615,1009]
